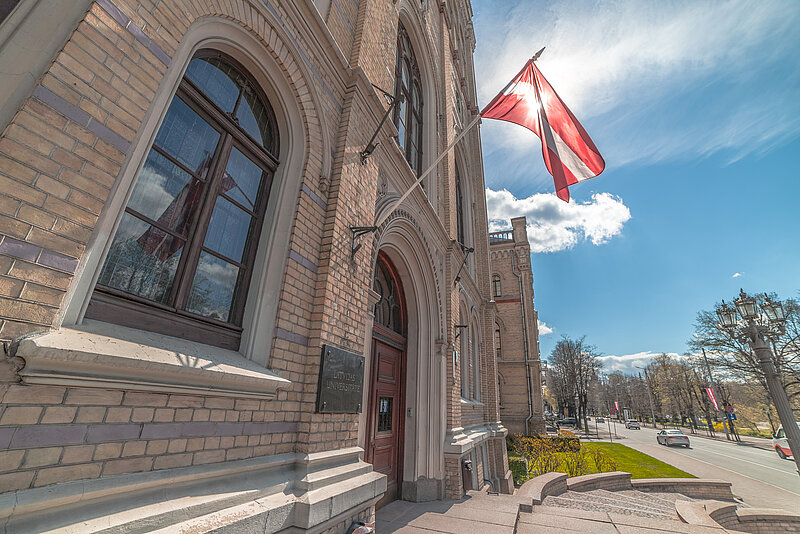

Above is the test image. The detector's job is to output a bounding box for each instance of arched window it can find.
[87,51,280,350]
[494,323,501,359]
[459,307,469,399]
[394,22,423,174]
[471,322,480,401]
[492,275,501,298]
[455,165,465,245]
[373,255,405,336]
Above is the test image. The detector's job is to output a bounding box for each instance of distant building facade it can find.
[0,0,511,531]
[489,217,545,436]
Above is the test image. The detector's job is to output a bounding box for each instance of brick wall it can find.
[490,218,545,436]
[0,383,295,491]
[0,0,506,512]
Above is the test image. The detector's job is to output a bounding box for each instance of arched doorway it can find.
[366,252,407,507]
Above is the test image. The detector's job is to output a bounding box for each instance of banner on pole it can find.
[705,388,720,411]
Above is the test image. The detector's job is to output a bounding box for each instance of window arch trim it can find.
[86,50,281,350]
[393,22,423,174]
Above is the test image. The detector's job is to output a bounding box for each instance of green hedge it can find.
[507,434,580,455]
[508,456,530,486]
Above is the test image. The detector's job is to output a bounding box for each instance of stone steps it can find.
[541,490,675,519]
[592,488,675,513]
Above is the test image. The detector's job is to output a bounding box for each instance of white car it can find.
[773,423,800,459]
[625,420,641,430]
[657,429,690,447]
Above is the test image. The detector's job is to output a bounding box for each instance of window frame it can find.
[393,22,423,174]
[455,165,465,246]
[86,51,280,351]
[492,275,501,298]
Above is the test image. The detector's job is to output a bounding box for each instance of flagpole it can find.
[375,113,482,228]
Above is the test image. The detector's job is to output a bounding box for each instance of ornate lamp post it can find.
[716,290,800,475]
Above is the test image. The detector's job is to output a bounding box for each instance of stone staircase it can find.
[541,488,688,519]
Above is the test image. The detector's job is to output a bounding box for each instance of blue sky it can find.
[472,1,800,373]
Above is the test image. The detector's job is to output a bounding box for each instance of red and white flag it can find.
[705,388,720,411]
[481,58,605,202]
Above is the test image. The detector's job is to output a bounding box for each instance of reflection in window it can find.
[373,257,404,335]
[455,166,465,246]
[92,51,279,346]
[377,396,393,432]
[394,23,423,174]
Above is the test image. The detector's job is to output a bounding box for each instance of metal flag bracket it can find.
[350,225,378,258]
[360,85,403,165]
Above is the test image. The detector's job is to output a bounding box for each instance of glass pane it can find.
[373,261,402,333]
[236,90,276,153]
[377,396,393,432]
[154,97,220,177]
[127,150,204,236]
[184,57,240,113]
[204,196,252,262]
[409,143,418,172]
[412,84,420,113]
[221,148,264,211]
[397,96,407,151]
[186,251,240,322]
[401,60,409,90]
[98,212,184,304]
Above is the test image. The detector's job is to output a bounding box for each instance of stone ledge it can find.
[679,500,800,533]
[567,471,633,492]
[11,321,292,399]
[632,478,734,501]
[737,507,800,524]
[0,447,385,533]
[517,472,567,504]
[443,422,507,455]
[676,500,731,527]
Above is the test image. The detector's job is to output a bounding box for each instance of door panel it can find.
[366,338,404,507]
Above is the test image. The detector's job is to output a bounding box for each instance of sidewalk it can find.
[376,489,740,533]
[688,430,773,452]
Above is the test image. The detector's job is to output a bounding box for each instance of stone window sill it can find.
[11,320,291,399]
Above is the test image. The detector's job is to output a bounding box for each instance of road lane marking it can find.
[672,446,792,475]
[619,435,800,496]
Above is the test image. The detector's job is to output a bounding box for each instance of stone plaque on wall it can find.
[316,345,364,413]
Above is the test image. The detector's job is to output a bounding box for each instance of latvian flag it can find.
[481,58,605,202]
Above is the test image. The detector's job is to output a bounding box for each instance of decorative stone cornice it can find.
[11,321,292,399]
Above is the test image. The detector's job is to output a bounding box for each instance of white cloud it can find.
[537,320,553,336]
[732,272,743,278]
[486,188,631,253]
[598,351,684,375]
[475,0,800,166]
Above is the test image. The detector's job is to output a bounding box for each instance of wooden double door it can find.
[365,329,405,507]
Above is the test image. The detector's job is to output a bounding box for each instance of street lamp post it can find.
[716,290,800,476]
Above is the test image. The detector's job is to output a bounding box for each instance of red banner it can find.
[706,388,720,411]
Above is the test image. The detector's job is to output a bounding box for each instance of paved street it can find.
[606,424,800,511]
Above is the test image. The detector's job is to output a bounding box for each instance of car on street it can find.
[558,417,577,427]
[772,423,800,459]
[657,429,690,447]
[596,417,605,423]
[625,420,641,429]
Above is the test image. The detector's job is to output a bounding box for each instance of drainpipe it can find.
[510,250,534,435]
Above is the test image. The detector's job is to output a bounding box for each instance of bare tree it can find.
[549,336,602,432]
[688,294,800,404]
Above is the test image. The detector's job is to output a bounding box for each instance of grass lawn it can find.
[557,443,696,479]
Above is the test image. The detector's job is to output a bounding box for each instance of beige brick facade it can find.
[490,217,546,436]
[0,0,510,531]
